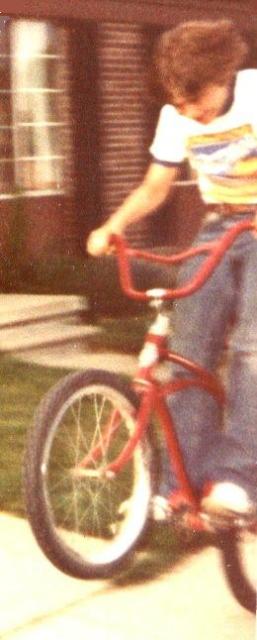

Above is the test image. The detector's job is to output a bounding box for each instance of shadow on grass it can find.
[112,522,215,586]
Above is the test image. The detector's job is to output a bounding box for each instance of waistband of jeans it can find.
[204,203,257,224]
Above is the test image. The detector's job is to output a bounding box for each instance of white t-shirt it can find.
[149,69,257,204]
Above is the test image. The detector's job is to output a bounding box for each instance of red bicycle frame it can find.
[81,219,255,525]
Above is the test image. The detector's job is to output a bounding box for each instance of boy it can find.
[87,19,257,517]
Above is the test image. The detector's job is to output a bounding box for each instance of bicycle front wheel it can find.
[24,370,152,579]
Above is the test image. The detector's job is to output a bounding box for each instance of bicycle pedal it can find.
[202,509,257,531]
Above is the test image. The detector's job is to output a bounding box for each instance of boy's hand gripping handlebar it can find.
[110,219,254,301]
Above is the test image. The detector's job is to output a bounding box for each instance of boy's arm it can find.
[87,162,179,256]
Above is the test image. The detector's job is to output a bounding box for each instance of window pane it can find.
[0,94,11,124]
[15,124,67,157]
[0,159,14,191]
[0,16,10,54]
[14,158,64,192]
[15,92,66,124]
[12,58,62,89]
[10,19,71,193]
[0,127,12,155]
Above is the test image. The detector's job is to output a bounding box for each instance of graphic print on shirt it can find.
[187,124,257,203]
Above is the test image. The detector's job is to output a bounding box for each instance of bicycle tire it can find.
[23,369,153,579]
[218,527,256,613]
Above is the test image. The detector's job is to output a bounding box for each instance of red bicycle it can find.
[24,219,256,613]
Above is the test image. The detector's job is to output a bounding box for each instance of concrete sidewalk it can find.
[0,295,94,354]
[0,513,255,640]
[15,342,138,375]
[0,293,137,374]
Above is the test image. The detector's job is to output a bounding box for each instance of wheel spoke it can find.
[26,372,151,576]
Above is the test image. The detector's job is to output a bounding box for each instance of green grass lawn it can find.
[0,355,70,516]
[0,316,149,518]
[91,314,153,354]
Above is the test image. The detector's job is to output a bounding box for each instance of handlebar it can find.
[110,219,255,301]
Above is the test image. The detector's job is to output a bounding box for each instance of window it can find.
[0,17,73,197]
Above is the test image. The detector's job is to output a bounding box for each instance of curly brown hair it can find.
[154,20,248,103]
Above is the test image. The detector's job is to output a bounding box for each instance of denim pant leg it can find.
[160,220,237,496]
[201,230,257,502]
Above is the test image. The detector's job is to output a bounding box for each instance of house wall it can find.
[0,3,256,290]
[5,0,256,26]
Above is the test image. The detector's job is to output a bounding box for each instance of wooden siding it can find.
[97,22,155,246]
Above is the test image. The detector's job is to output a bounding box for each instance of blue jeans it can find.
[161,212,257,504]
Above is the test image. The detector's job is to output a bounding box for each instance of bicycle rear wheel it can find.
[218,526,256,613]
[24,369,152,579]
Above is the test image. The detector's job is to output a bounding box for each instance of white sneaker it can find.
[150,495,171,522]
[201,482,253,516]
